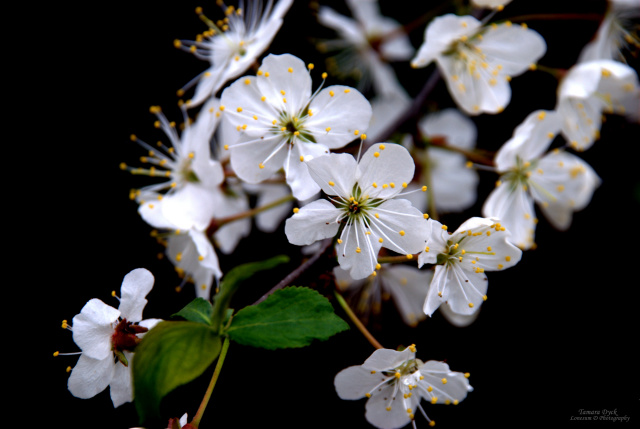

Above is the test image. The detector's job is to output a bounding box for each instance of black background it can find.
[36,0,639,428]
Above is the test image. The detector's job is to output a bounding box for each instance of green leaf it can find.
[210,255,289,331]
[226,286,349,350]
[172,298,214,325]
[133,321,221,423]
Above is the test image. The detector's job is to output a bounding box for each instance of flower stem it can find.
[190,336,231,428]
[508,13,603,23]
[334,290,384,350]
[207,193,295,235]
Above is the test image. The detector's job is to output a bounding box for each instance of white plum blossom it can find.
[285,143,430,280]
[335,345,473,429]
[131,98,225,231]
[67,269,161,407]
[334,264,432,327]
[220,53,373,201]
[482,110,602,249]
[405,108,479,214]
[166,228,223,299]
[176,0,294,107]
[557,59,640,151]
[410,14,546,115]
[418,217,522,316]
[317,0,415,96]
[578,0,640,63]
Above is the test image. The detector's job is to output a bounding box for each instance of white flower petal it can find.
[305,152,357,197]
[482,181,537,249]
[118,268,154,322]
[369,199,430,256]
[358,143,415,199]
[419,360,473,403]
[362,347,415,371]
[109,352,133,407]
[68,354,115,400]
[306,85,373,149]
[284,199,341,246]
[336,219,382,280]
[72,299,120,360]
[334,365,387,400]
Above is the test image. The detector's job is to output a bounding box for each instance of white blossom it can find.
[220,53,372,200]
[67,269,161,407]
[335,345,473,429]
[578,0,640,63]
[132,98,225,231]
[285,143,430,280]
[317,0,414,96]
[405,108,479,214]
[411,14,546,115]
[418,217,522,316]
[557,60,640,151]
[176,0,294,107]
[483,110,602,249]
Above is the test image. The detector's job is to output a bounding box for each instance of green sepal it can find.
[133,321,221,423]
[226,286,349,350]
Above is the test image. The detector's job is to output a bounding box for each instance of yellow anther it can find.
[464,372,470,378]
[431,397,438,404]
[421,186,427,192]
[442,378,447,384]
[329,90,335,97]
[374,152,380,158]
[53,351,59,357]
[378,238,384,243]
[356,247,361,253]
[365,393,371,398]
[325,127,331,132]
[287,67,293,73]
[395,372,401,378]
[427,386,433,392]
[468,302,474,308]
[259,163,265,169]
[307,63,314,70]
[441,225,448,230]
[425,246,430,252]
[236,107,243,112]
[337,239,343,244]
[293,208,299,213]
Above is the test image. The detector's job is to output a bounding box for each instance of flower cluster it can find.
[56,1,639,428]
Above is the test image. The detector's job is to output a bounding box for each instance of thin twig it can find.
[253,238,333,304]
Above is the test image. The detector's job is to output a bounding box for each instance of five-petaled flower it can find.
[410,14,546,115]
[335,345,473,429]
[482,109,601,249]
[418,217,522,316]
[66,269,161,407]
[220,53,373,201]
[285,143,430,280]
